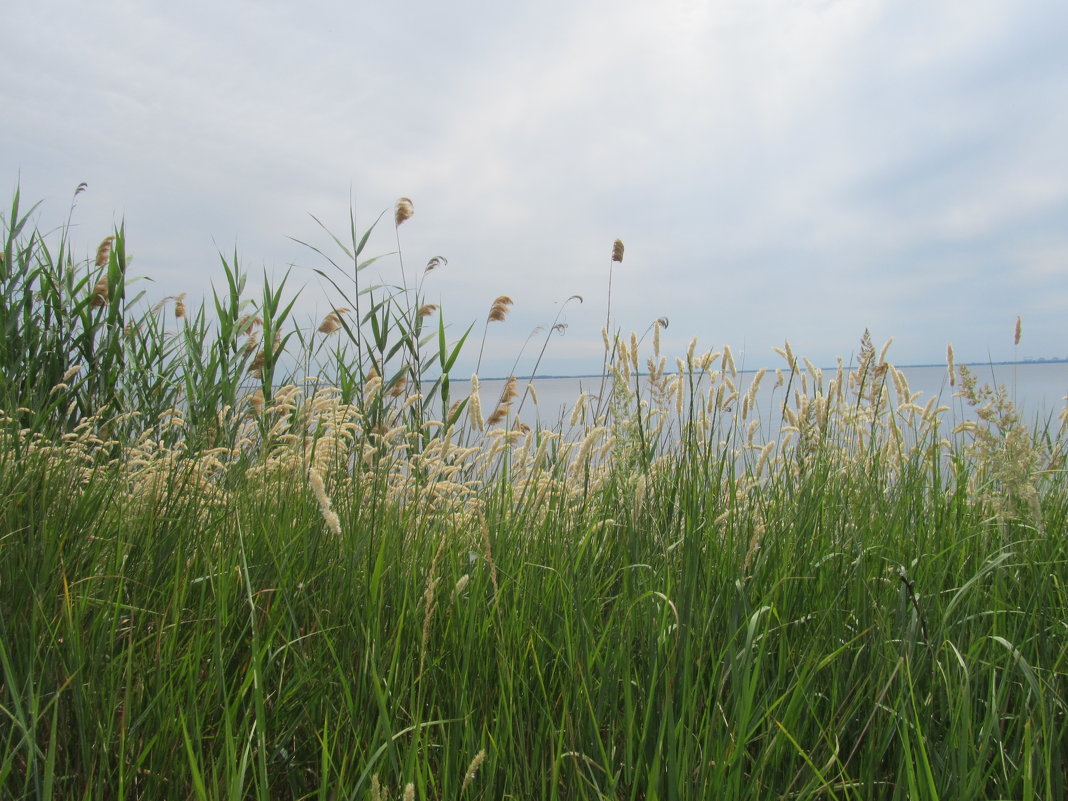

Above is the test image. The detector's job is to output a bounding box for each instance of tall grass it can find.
[0,188,1065,800]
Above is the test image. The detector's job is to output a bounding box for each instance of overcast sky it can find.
[3,0,1067,376]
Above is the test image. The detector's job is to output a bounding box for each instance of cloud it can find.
[2,0,1067,375]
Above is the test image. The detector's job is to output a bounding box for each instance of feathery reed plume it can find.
[418,303,438,318]
[487,296,513,323]
[1014,315,1022,346]
[404,783,415,801]
[317,307,351,334]
[487,376,517,426]
[461,749,488,792]
[247,332,280,377]
[174,292,186,318]
[392,197,415,319]
[243,328,261,357]
[947,344,956,387]
[95,235,115,267]
[89,276,109,308]
[474,295,514,375]
[248,350,265,375]
[395,197,414,227]
[424,255,446,274]
[612,239,624,263]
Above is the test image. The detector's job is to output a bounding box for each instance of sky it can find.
[3,0,1067,377]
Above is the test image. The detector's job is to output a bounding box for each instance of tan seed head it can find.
[89,276,109,308]
[395,197,414,226]
[487,296,513,322]
[95,236,115,268]
[317,307,350,334]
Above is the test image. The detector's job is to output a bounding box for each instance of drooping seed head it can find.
[487,296,513,322]
[487,376,517,426]
[248,349,265,375]
[418,304,438,318]
[89,276,109,308]
[1014,315,1022,345]
[395,197,414,226]
[95,236,115,268]
[318,307,351,334]
[318,315,341,335]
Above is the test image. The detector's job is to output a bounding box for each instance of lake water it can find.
[477,362,1068,431]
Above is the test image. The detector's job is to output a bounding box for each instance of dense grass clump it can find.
[0,189,1066,800]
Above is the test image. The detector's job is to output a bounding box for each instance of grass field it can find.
[1,189,1066,800]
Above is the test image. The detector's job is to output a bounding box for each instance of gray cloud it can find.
[3,0,1067,376]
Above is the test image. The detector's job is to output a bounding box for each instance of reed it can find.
[0,187,1065,801]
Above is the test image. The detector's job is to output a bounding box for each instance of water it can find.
[477,362,1068,431]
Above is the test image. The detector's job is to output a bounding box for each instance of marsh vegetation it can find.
[1,188,1066,800]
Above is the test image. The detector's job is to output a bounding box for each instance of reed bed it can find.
[0,188,1066,800]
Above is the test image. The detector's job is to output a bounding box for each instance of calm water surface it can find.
[478,363,1068,431]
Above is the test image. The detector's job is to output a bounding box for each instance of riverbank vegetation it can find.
[1,188,1066,800]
